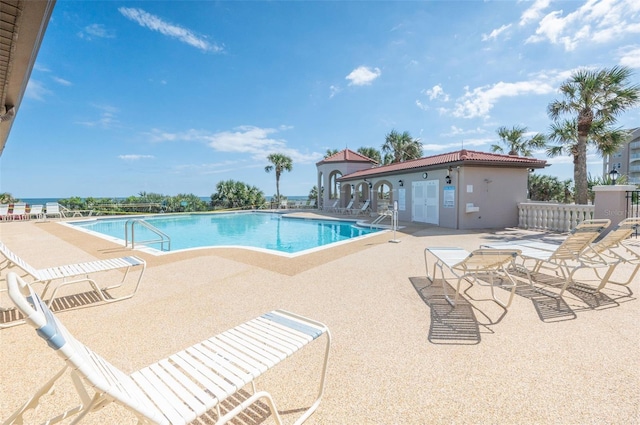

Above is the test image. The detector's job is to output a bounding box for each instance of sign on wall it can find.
[443,185,455,208]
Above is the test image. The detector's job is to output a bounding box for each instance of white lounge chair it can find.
[347,200,370,216]
[45,202,64,219]
[579,217,640,290]
[336,200,354,215]
[10,202,27,220]
[28,204,44,220]
[424,247,525,309]
[323,199,338,212]
[0,204,10,221]
[0,241,146,327]
[5,271,331,425]
[481,219,612,297]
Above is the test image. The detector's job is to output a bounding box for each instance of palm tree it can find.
[547,118,629,172]
[212,180,265,209]
[264,153,293,203]
[0,193,18,204]
[381,130,422,164]
[324,149,339,158]
[357,147,381,164]
[548,66,640,204]
[491,125,546,157]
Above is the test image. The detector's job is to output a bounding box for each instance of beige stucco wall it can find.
[593,185,636,233]
[330,164,532,230]
[317,162,374,208]
[385,167,529,229]
[454,167,529,229]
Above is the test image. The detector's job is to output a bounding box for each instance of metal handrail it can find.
[125,219,171,251]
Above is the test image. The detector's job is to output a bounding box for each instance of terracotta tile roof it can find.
[316,148,378,165]
[338,149,548,180]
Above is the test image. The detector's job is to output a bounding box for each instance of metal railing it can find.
[125,219,171,251]
[517,202,594,232]
[626,190,640,238]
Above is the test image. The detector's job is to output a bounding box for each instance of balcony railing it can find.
[518,202,594,232]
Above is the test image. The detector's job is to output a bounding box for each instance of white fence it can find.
[518,202,594,232]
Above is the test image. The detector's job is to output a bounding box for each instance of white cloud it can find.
[618,45,640,68]
[424,84,450,101]
[442,126,487,137]
[462,138,495,148]
[33,64,51,73]
[450,78,556,119]
[77,104,120,128]
[415,100,428,111]
[173,160,261,176]
[482,24,512,41]
[329,85,341,98]
[519,0,551,26]
[79,24,115,39]
[422,138,490,152]
[146,126,323,164]
[118,7,223,53]
[345,66,381,86]
[24,80,51,101]
[52,77,72,86]
[207,126,287,153]
[119,154,155,161]
[526,0,640,51]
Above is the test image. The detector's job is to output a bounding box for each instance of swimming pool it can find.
[66,212,383,256]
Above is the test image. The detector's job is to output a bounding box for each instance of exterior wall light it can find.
[609,169,619,185]
[398,180,404,187]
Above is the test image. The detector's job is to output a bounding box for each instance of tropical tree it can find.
[211,180,265,209]
[0,193,18,204]
[547,118,630,186]
[528,174,573,203]
[587,172,631,203]
[357,146,381,164]
[172,193,208,212]
[548,66,640,204]
[324,149,339,158]
[264,153,293,203]
[308,185,319,200]
[381,130,422,164]
[491,125,546,157]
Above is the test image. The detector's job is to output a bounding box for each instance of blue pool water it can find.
[68,212,382,255]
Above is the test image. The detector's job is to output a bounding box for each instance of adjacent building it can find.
[316,149,548,230]
[602,128,640,185]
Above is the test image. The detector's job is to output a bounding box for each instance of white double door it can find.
[412,180,439,224]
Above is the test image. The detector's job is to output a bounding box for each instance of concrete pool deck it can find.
[1,214,639,424]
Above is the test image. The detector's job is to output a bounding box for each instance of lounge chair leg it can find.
[596,262,638,289]
[434,262,457,307]
[3,366,68,425]
[217,390,284,425]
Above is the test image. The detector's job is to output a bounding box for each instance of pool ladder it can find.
[125,219,171,251]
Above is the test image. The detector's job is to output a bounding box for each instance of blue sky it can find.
[2,0,640,199]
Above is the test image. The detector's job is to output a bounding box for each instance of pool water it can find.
[68,212,382,255]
